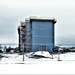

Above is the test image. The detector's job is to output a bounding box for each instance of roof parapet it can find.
[30,16,57,23]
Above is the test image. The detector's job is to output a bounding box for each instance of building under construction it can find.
[18,16,57,52]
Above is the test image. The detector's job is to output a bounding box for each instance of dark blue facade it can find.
[31,20,55,52]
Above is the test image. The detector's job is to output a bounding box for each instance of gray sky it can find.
[0,0,75,44]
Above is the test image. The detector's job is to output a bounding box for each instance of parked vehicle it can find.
[69,48,75,52]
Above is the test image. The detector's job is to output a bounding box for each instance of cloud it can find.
[0,0,75,44]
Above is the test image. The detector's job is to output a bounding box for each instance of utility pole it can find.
[58,45,62,61]
[23,43,24,61]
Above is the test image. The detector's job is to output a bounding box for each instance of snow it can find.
[0,51,75,74]
[0,61,75,74]
[1,51,75,63]
[32,51,52,57]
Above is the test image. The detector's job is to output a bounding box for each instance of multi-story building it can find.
[18,16,57,52]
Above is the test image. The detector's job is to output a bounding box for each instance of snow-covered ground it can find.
[0,61,75,74]
[0,51,57,64]
[0,51,75,74]
[1,51,75,63]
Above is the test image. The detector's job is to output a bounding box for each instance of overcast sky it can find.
[0,0,75,44]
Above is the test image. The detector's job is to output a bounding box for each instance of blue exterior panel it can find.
[31,21,54,52]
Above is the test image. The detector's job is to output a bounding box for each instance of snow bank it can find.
[26,51,53,59]
[33,51,52,58]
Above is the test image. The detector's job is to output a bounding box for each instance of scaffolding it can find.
[19,20,31,52]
